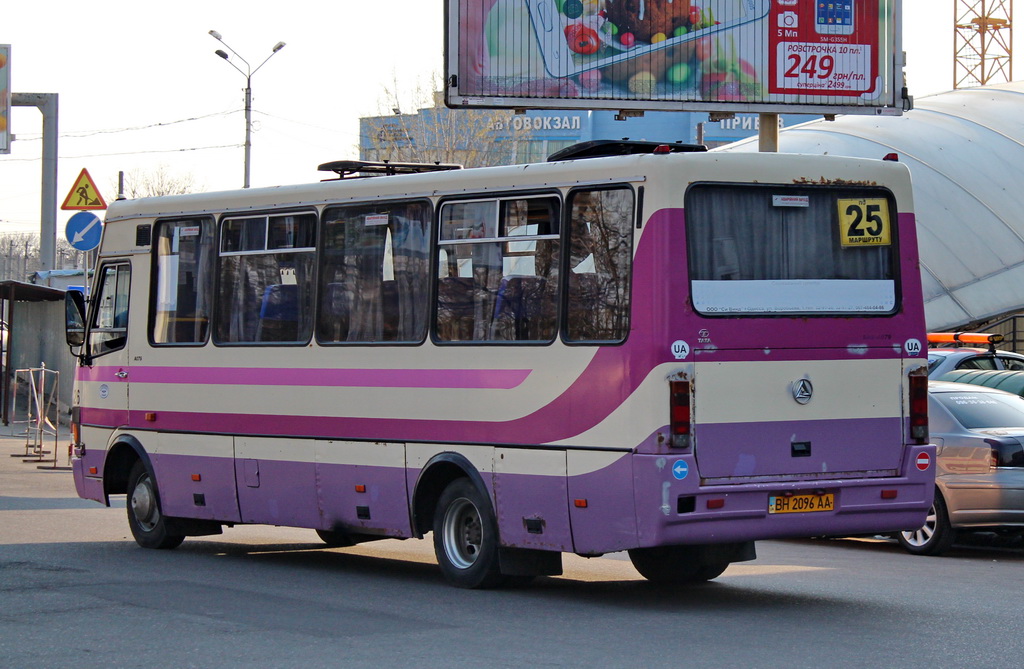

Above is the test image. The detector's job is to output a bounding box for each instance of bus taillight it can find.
[669,380,692,449]
[909,370,928,444]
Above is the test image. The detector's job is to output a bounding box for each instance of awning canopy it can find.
[0,280,66,303]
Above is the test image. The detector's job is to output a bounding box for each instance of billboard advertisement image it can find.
[1,45,10,154]
[447,1,907,115]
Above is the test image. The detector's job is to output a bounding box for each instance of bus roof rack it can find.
[318,160,463,179]
[547,139,708,162]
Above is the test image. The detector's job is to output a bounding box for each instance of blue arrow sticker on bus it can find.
[672,460,689,480]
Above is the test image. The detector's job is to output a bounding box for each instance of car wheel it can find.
[432,478,504,589]
[897,493,955,556]
[126,461,185,550]
[627,545,729,583]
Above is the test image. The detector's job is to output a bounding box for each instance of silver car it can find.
[898,381,1024,555]
[927,347,1024,378]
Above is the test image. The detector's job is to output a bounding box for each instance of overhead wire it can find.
[1,143,243,162]
[11,109,241,142]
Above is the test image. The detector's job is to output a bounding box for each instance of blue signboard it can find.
[65,211,102,251]
[672,460,689,481]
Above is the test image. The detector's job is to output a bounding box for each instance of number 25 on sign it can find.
[839,198,891,247]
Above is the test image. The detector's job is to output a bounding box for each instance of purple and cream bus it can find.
[65,142,934,588]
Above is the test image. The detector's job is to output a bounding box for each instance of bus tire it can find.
[628,546,729,583]
[897,492,955,556]
[126,461,185,550]
[432,478,504,589]
[315,530,354,547]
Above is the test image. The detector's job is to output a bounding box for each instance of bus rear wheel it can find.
[628,546,729,583]
[126,461,185,550]
[432,478,504,589]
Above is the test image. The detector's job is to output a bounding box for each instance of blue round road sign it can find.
[65,211,102,251]
[672,459,689,480]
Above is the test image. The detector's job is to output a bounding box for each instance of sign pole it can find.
[12,93,59,272]
[758,113,779,153]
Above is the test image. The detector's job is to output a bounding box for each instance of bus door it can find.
[82,261,133,429]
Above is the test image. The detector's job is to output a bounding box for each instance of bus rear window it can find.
[686,184,898,316]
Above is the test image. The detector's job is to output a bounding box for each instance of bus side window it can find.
[89,262,131,358]
[215,212,316,345]
[317,201,430,343]
[435,196,559,343]
[565,188,634,343]
[152,217,215,345]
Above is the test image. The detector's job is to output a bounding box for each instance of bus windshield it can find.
[686,184,898,316]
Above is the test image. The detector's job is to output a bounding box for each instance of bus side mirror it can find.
[65,290,86,351]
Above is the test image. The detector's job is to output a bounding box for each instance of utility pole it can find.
[208,31,286,189]
[11,93,58,272]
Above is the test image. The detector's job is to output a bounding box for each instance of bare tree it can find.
[0,232,87,281]
[115,165,202,199]
[362,73,525,168]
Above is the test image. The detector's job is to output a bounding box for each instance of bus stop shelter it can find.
[0,280,70,425]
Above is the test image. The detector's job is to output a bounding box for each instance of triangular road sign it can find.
[61,168,107,210]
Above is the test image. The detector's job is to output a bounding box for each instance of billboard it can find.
[446,1,908,116]
[1,45,9,154]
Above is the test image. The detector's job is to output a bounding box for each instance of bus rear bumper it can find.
[632,444,936,548]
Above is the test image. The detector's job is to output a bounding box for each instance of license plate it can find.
[768,493,835,514]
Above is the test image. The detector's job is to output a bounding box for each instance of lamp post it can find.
[209,30,286,189]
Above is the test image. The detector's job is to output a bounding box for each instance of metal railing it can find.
[12,365,61,468]
[977,314,1024,353]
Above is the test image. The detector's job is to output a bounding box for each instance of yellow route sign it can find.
[838,198,891,247]
[61,168,107,211]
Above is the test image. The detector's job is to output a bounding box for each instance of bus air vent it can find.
[135,224,152,247]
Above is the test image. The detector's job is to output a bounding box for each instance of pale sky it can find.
[0,1,999,234]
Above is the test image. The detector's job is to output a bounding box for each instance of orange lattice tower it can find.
[955,0,1013,88]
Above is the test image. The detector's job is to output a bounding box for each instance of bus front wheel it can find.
[126,461,185,550]
[432,478,504,589]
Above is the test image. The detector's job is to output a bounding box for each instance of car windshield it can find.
[934,391,1024,429]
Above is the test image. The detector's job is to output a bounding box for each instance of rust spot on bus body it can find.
[792,177,880,186]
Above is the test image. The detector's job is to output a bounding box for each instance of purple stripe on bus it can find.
[77,366,532,389]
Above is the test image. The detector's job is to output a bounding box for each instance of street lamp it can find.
[209,30,286,188]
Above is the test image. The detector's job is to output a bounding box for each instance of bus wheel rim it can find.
[443,497,482,570]
[131,475,159,532]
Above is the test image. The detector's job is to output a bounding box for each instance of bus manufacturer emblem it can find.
[792,379,813,405]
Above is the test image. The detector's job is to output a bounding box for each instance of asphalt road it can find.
[2,433,1022,669]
